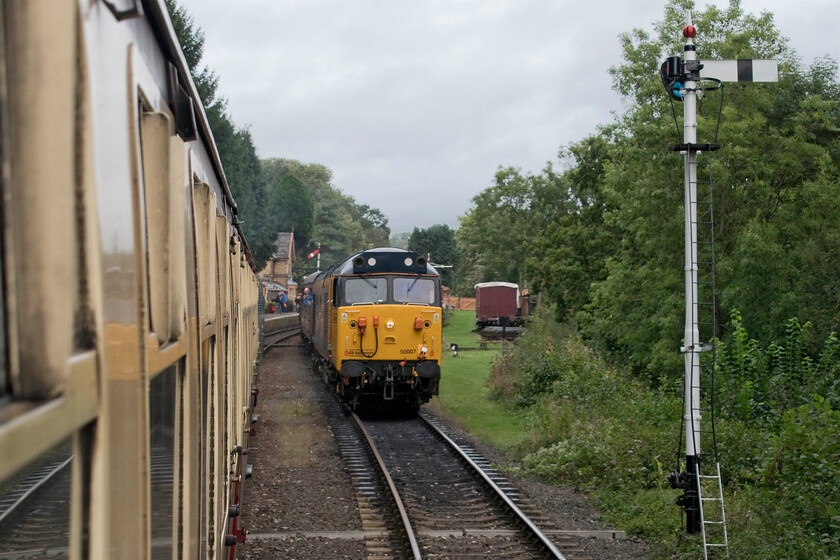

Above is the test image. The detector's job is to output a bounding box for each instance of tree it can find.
[456,167,542,290]
[267,172,314,244]
[579,0,840,379]
[260,158,391,280]
[408,225,459,289]
[457,0,840,382]
[525,136,619,321]
[354,205,391,249]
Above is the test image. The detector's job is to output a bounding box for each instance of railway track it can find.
[263,326,302,352]
[0,445,72,558]
[325,405,592,560]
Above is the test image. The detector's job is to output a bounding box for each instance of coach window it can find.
[199,339,215,557]
[193,181,217,325]
[149,364,179,560]
[139,105,187,344]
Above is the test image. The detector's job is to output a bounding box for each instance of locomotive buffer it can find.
[660,17,777,560]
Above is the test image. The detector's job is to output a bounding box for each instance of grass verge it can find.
[428,310,526,450]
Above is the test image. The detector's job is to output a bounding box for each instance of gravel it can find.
[236,337,652,559]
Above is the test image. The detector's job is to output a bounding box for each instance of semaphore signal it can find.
[307,243,321,271]
[660,14,777,560]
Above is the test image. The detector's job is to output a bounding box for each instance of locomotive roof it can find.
[302,247,439,285]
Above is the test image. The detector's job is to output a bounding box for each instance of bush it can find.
[491,306,840,558]
[716,311,840,428]
[490,307,678,491]
[764,397,840,556]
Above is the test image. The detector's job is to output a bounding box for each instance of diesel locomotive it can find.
[300,248,443,410]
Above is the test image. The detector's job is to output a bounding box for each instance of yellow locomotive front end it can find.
[310,249,443,409]
[336,301,442,403]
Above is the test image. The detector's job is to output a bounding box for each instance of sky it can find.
[177,0,840,234]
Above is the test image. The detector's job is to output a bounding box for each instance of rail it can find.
[350,411,423,560]
[419,412,568,560]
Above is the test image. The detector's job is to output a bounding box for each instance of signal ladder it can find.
[685,147,728,559]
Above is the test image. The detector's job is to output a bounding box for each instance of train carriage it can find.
[0,2,260,559]
[300,248,442,410]
[475,281,523,328]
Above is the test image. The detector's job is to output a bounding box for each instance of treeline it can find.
[472,3,840,553]
[457,0,840,382]
[166,1,390,275]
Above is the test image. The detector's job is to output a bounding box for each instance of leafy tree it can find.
[261,158,391,280]
[458,0,840,382]
[389,231,411,249]
[579,0,840,379]
[355,205,391,248]
[457,167,542,290]
[267,173,314,244]
[525,136,619,320]
[408,224,459,289]
[165,0,218,106]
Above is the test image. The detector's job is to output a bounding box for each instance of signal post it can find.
[660,19,777,538]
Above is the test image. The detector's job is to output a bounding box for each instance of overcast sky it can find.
[177,0,840,234]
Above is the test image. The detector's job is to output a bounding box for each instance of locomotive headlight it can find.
[385,319,395,330]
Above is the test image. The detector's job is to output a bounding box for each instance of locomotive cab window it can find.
[343,277,387,305]
[394,277,437,305]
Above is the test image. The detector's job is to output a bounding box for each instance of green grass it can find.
[428,311,526,449]
[441,310,482,348]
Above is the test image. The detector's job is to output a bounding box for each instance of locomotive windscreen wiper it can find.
[406,275,420,294]
[358,273,377,289]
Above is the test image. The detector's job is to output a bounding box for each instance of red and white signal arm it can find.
[700,59,778,82]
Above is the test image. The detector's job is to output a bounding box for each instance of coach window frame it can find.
[134,52,197,559]
[0,0,98,484]
[0,0,9,398]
